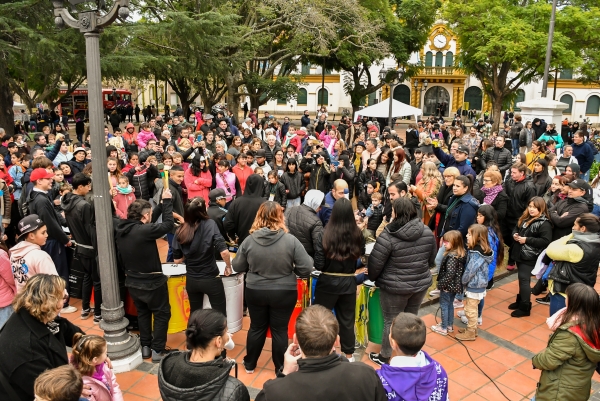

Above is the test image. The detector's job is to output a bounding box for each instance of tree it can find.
[444,0,600,131]
[308,0,440,113]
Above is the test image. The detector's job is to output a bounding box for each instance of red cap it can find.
[30,168,55,182]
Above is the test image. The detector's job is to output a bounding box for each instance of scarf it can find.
[116,185,133,195]
[481,184,503,205]
[283,132,296,148]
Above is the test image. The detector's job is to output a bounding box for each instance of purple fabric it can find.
[92,362,106,383]
[377,351,449,401]
[481,184,503,205]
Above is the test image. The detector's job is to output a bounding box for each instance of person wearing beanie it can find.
[224,174,266,244]
[284,189,325,270]
[207,188,230,251]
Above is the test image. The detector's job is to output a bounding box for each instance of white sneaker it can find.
[459,313,482,326]
[429,289,440,297]
[457,310,466,318]
[346,356,355,362]
[60,305,78,314]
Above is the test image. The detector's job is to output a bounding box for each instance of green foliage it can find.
[589,161,599,182]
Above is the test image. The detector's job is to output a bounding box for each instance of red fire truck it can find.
[57,87,133,120]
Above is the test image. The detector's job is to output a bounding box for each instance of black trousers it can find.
[128,284,171,352]
[80,255,102,317]
[517,261,536,302]
[314,290,356,355]
[244,288,296,372]
[186,276,227,317]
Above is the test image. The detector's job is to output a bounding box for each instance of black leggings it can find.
[517,261,536,302]
[186,276,227,317]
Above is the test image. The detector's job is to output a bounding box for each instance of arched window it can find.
[435,52,443,67]
[513,89,525,111]
[393,85,411,104]
[149,85,155,102]
[297,88,307,105]
[301,63,310,75]
[425,52,433,67]
[559,94,573,114]
[464,86,483,110]
[586,95,600,115]
[317,88,328,106]
[277,96,287,105]
[368,92,377,106]
[445,51,453,67]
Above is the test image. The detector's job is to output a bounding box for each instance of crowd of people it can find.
[0,108,599,401]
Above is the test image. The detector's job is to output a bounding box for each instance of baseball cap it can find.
[568,179,592,193]
[204,114,214,120]
[354,141,366,149]
[457,145,470,155]
[255,149,266,158]
[30,168,54,182]
[209,188,227,202]
[17,214,44,240]
[73,147,86,156]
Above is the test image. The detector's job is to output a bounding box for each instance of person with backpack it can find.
[26,168,76,313]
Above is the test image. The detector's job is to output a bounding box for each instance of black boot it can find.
[511,301,531,317]
[508,294,521,310]
[531,280,547,296]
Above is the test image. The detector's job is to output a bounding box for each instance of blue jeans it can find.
[593,204,600,218]
[583,170,590,182]
[0,305,12,330]
[550,293,566,316]
[439,291,456,329]
[511,139,519,155]
[166,232,175,262]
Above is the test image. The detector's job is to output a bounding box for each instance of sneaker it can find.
[536,294,551,305]
[142,346,152,359]
[242,359,254,374]
[478,317,483,326]
[429,289,440,297]
[346,355,355,362]
[447,326,454,333]
[152,347,178,363]
[506,264,516,271]
[431,324,448,336]
[453,300,464,308]
[368,352,390,366]
[457,310,466,318]
[61,305,78,314]
[93,315,102,324]
[81,308,91,320]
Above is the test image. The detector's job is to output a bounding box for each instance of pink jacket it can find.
[0,250,15,308]
[10,241,58,293]
[184,167,212,202]
[82,364,124,401]
[319,131,338,154]
[216,171,237,201]
[137,129,157,149]
[113,191,136,219]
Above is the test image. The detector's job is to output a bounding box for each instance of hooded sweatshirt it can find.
[224,174,266,244]
[377,351,449,401]
[233,227,313,290]
[10,241,58,293]
[113,186,136,219]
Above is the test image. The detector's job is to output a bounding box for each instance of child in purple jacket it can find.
[376,313,449,401]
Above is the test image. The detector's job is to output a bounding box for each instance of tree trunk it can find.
[0,72,15,136]
[224,74,240,123]
[491,95,504,134]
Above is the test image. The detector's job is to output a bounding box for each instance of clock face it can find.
[433,34,447,48]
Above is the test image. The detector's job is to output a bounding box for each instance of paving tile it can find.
[512,334,548,354]
[425,332,458,351]
[123,393,158,401]
[486,347,528,367]
[452,364,492,392]
[448,380,472,400]
[475,381,526,401]
[461,337,499,355]
[128,373,161,399]
[467,355,510,379]
[255,350,273,369]
[506,318,538,333]
[442,343,482,362]
[482,307,512,323]
[487,323,522,341]
[115,370,146,391]
[430,352,464,373]
[232,330,247,346]
[496,369,539,396]
[250,369,277,389]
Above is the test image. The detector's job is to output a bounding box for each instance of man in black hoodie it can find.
[152,165,185,262]
[224,174,266,244]
[62,173,102,322]
[115,189,176,362]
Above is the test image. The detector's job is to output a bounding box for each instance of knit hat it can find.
[303,190,325,212]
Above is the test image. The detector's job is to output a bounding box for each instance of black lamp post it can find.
[380,68,405,128]
[52,0,142,370]
[414,79,428,110]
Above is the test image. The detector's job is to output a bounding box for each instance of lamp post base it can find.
[100,301,142,371]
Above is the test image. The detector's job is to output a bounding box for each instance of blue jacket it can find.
[572,141,594,173]
[462,247,493,293]
[317,192,337,226]
[442,193,479,238]
[487,228,500,280]
[433,146,477,177]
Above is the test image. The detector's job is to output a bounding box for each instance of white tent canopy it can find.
[13,101,25,108]
[354,98,422,123]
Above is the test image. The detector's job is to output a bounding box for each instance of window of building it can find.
[559,94,573,113]
[513,89,525,112]
[425,52,433,67]
[435,52,443,67]
[317,88,328,106]
[559,69,573,79]
[297,88,307,105]
[586,95,600,115]
[445,52,453,67]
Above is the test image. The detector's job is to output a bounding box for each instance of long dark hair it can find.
[532,157,550,186]
[190,154,208,176]
[477,205,505,266]
[392,197,418,227]
[559,283,600,345]
[176,197,209,245]
[185,309,227,350]
[322,198,362,261]
[517,196,551,227]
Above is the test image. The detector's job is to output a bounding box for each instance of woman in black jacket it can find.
[509,196,553,318]
[531,158,552,197]
[280,159,305,208]
[367,198,436,366]
[172,197,232,316]
[314,198,364,362]
[358,158,386,197]
[158,309,250,401]
[0,274,84,401]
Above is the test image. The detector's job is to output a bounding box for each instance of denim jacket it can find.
[462,246,493,293]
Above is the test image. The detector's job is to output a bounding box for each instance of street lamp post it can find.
[414,79,428,109]
[52,0,142,370]
[380,68,405,128]
[541,0,558,98]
